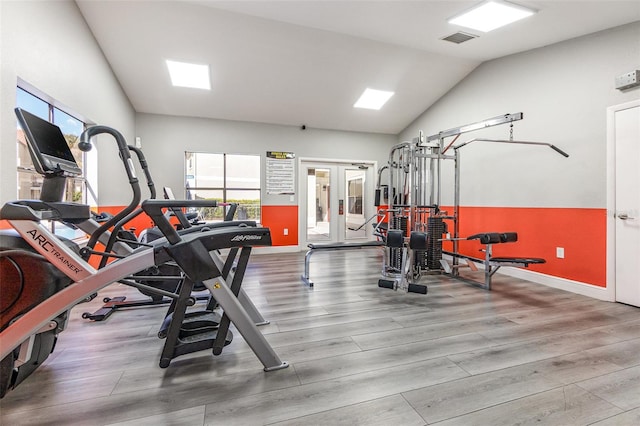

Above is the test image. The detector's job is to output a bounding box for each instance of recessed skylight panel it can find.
[448,1,536,32]
[354,88,394,110]
[166,60,211,90]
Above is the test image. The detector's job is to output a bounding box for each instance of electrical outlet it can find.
[556,247,564,259]
[283,228,288,236]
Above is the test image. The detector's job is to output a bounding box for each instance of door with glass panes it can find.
[300,160,374,245]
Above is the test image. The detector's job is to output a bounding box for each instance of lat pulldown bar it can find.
[424,113,524,143]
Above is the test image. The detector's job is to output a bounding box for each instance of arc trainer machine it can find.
[0,109,288,398]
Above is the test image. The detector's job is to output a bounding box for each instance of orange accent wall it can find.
[440,206,606,287]
[1,208,155,234]
[100,204,300,247]
[377,205,390,223]
[3,205,606,286]
[261,205,298,246]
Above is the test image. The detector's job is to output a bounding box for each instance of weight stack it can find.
[409,231,428,271]
[426,217,445,269]
[390,215,408,234]
[414,249,428,269]
[389,216,408,271]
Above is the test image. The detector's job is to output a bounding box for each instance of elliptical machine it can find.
[0,109,287,398]
[74,146,265,326]
[78,145,233,321]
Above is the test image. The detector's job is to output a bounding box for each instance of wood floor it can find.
[1,249,639,425]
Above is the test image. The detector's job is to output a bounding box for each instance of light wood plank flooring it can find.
[1,249,639,425]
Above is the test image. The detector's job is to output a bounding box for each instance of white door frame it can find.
[606,98,640,302]
[298,157,377,250]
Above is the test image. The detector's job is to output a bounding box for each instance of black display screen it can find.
[16,107,78,164]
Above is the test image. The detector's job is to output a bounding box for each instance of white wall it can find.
[135,113,395,206]
[0,0,135,206]
[3,1,636,215]
[399,22,640,209]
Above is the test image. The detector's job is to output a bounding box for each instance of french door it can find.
[299,160,374,246]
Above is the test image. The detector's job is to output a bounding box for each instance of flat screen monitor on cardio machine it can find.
[15,107,82,177]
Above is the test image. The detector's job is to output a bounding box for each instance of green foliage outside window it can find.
[198,199,260,221]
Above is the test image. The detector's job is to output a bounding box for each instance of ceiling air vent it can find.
[441,32,477,44]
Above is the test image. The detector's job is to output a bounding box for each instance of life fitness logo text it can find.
[26,229,84,275]
[231,234,263,242]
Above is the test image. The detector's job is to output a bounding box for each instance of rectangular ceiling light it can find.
[448,1,536,32]
[354,88,394,110]
[166,60,211,90]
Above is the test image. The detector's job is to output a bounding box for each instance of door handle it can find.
[618,213,635,220]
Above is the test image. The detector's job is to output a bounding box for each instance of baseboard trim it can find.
[491,267,614,301]
[440,254,613,301]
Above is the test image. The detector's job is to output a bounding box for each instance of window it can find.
[185,152,261,222]
[348,177,364,215]
[16,87,86,203]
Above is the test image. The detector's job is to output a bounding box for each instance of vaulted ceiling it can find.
[76,1,640,134]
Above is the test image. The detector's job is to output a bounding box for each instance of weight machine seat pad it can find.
[468,233,501,244]
[500,232,518,243]
[409,232,428,250]
[386,230,404,248]
[490,257,546,265]
[468,232,518,244]
[307,241,385,250]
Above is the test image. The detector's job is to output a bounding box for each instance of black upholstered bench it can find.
[443,232,545,290]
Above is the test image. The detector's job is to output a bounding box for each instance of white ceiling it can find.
[75,1,640,134]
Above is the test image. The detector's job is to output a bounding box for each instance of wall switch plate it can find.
[284,228,288,236]
[556,247,565,259]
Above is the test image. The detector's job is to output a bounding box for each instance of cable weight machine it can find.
[379,112,569,290]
